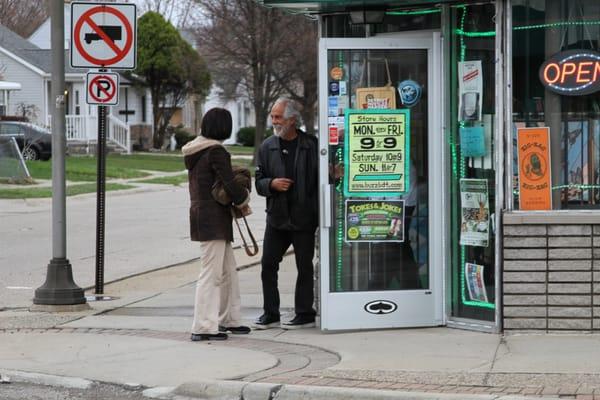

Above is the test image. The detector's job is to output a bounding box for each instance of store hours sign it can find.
[344,109,410,197]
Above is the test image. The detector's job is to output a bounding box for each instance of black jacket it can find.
[255,131,318,231]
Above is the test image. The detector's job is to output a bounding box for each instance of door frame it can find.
[318,32,446,330]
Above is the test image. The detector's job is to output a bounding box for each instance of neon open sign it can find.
[539,49,600,96]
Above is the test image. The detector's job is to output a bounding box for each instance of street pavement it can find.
[2,176,600,399]
[0,172,267,309]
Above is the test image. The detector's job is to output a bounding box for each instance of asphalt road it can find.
[0,183,266,309]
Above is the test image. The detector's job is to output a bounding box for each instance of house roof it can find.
[0,24,81,74]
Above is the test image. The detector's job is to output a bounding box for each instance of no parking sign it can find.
[70,2,136,69]
[86,72,119,105]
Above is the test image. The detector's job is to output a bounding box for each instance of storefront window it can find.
[512,0,600,209]
[449,3,497,322]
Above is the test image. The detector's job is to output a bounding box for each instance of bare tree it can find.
[139,0,199,29]
[195,0,297,161]
[273,17,318,135]
[0,0,48,38]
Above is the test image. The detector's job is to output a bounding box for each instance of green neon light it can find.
[336,147,343,291]
[386,8,441,16]
[552,184,600,190]
[456,5,495,311]
[514,20,600,30]
[455,20,600,39]
[455,28,495,37]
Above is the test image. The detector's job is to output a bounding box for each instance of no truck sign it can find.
[70,2,137,69]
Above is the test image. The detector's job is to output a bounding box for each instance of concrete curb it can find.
[173,380,562,400]
[0,369,93,390]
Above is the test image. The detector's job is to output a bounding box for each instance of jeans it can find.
[261,224,316,317]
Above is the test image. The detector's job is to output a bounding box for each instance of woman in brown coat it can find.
[182,108,251,341]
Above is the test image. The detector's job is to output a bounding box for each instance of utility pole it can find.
[33,0,87,307]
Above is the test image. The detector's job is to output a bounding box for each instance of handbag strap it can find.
[231,209,259,256]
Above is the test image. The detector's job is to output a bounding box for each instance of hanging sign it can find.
[344,109,410,197]
[465,263,488,302]
[86,72,119,105]
[459,125,486,157]
[71,2,137,69]
[518,127,552,210]
[539,50,600,96]
[458,61,483,122]
[345,199,405,243]
[459,178,489,247]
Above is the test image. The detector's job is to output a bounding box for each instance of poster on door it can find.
[459,178,489,247]
[345,200,405,243]
[458,61,483,122]
[344,109,410,197]
[465,262,488,302]
[517,127,552,210]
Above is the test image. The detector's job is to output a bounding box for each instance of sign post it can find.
[71,2,136,298]
[33,0,87,308]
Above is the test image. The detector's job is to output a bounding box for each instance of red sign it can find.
[71,3,136,69]
[328,126,339,145]
[86,72,119,106]
[539,50,600,96]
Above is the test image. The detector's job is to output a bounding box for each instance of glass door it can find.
[318,33,444,330]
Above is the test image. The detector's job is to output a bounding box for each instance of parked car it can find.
[0,121,52,161]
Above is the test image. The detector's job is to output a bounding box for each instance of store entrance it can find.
[318,33,444,330]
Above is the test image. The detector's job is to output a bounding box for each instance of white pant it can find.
[191,240,242,334]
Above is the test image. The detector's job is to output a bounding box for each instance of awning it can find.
[259,0,461,14]
[0,81,21,91]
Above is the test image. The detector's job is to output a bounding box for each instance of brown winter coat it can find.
[183,136,248,242]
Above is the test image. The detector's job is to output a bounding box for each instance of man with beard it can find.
[253,97,319,330]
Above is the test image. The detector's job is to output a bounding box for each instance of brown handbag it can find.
[211,166,259,256]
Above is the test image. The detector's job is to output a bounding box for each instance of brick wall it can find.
[503,223,600,332]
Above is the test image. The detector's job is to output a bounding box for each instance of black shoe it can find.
[281,315,315,330]
[190,332,228,341]
[252,314,280,330]
[219,325,251,334]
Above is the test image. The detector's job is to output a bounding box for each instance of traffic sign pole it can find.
[95,68,108,295]
[34,0,87,308]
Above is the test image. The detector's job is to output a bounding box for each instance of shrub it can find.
[236,126,255,146]
[174,125,195,149]
[236,126,273,146]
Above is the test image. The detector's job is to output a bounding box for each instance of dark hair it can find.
[200,108,232,140]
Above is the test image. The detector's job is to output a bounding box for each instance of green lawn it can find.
[225,145,254,156]
[136,174,189,186]
[0,183,134,199]
[26,153,186,182]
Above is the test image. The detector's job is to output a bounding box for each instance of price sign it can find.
[343,109,410,197]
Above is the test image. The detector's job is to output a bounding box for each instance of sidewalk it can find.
[2,248,600,400]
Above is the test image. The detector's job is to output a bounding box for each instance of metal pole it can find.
[34,0,86,306]
[95,82,107,295]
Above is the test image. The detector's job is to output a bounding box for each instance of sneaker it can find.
[219,325,251,334]
[190,332,228,341]
[253,314,280,330]
[281,315,315,330]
